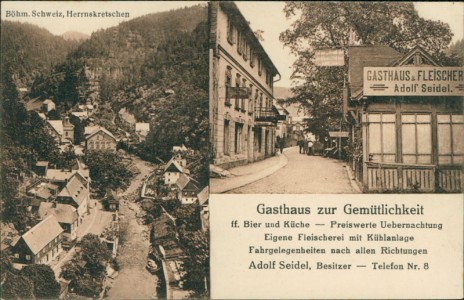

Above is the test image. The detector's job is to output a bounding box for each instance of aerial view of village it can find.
[0,2,209,299]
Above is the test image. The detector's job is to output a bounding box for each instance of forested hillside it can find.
[0,21,78,87]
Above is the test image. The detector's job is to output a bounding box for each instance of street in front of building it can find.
[223,147,359,194]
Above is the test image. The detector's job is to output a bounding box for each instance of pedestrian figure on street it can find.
[279,137,284,154]
[298,136,304,154]
[307,139,313,155]
[303,138,309,155]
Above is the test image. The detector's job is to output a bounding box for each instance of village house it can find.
[1,222,20,254]
[11,215,64,267]
[274,101,290,139]
[84,126,117,152]
[345,45,464,192]
[38,202,79,242]
[197,186,209,232]
[164,157,190,185]
[46,117,75,145]
[26,179,60,202]
[175,174,201,205]
[103,190,120,211]
[135,122,150,142]
[41,99,56,112]
[55,172,90,224]
[209,2,280,169]
[45,168,90,190]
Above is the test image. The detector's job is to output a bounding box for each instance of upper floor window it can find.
[248,84,254,112]
[227,19,234,44]
[258,58,262,76]
[250,48,254,68]
[235,74,241,109]
[225,67,232,106]
[241,79,247,111]
[237,31,242,55]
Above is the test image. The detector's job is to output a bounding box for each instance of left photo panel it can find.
[0,1,210,299]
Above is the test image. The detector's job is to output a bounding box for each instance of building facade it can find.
[12,215,64,266]
[85,126,117,152]
[346,45,464,192]
[209,2,280,169]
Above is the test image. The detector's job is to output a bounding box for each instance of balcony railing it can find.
[255,108,277,123]
[364,162,463,193]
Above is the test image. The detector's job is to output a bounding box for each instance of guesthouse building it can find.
[346,45,463,192]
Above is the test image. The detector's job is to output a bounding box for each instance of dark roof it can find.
[153,214,176,241]
[219,2,280,77]
[348,45,403,99]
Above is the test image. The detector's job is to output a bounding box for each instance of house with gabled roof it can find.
[11,215,64,267]
[84,126,117,152]
[164,158,190,185]
[38,202,79,241]
[175,174,201,205]
[46,117,74,146]
[42,99,56,112]
[345,45,464,192]
[55,172,90,224]
[197,186,209,232]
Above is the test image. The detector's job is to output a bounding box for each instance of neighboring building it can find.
[164,158,190,185]
[42,99,56,112]
[45,168,90,190]
[135,122,150,142]
[55,172,90,224]
[175,174,201,205]
[34,161,49,176]
[103,190,120,211]
[0,223,19,253]
[274,101,290,139]
[26,180,59,201]
[84,126,117,152]
[209,2,280,169]
[46,117,75,145]
[346,45,464,192]
[71,111,89,120]
[11,215,64,266]
[197,186,209,232]
[38,202,79,241]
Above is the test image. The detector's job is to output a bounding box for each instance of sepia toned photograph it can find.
[1,1,209,299]
[209,1,464,194]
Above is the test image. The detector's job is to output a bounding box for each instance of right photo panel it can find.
[209,1,463,195]
[209,2,463,299]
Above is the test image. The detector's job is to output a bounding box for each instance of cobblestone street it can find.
[229,147,358,194]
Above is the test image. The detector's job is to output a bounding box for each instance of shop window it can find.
[437,114,464,164]
[401,114,432,164]
[367,113,396,162]
[224,120,230,155]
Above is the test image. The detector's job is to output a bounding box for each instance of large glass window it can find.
[437,114,464,164]
[367,113,396,162]
[401,114,432,164]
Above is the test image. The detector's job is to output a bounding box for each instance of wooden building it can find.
[346,45,463,192]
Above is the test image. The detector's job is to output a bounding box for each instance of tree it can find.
[179,230,209,297]
[78,234,112,275]
[20,264,61,299]
[0,271,35,299]
[84,151,134,195]
[279,2,454,137]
